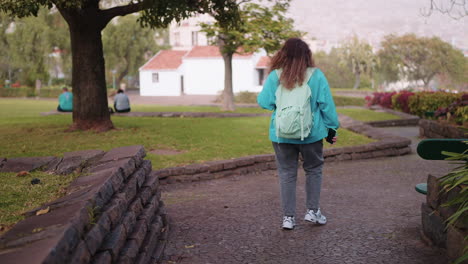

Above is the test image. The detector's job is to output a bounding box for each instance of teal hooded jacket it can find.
[257,68,340,144]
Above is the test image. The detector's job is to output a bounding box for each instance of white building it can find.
[139,46,269,96]
[169,14,214,50]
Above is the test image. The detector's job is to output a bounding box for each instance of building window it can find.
[174,32,180,46]
[257,69,265,85]
[152,73,159,83]
[191,31,198,46]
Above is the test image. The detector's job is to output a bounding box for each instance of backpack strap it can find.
[275,69,282,138]
[304,67,316,87]
[275,69,283,108]
[300,106,304,140]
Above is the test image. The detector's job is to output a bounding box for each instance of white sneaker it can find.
[304,209,327,225]
[282,216,296,230]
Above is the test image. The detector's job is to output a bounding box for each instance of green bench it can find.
[415,138,467,195]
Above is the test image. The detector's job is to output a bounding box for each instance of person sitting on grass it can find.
[114,89,131,113]
[57,87,73,112]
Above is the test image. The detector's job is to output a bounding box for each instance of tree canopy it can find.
[0,0,240,131]
[200,0,302,110]
[103,15,168,88]
[378,34,467,87]
[337,35,378,89]
[2,9,70,86]
[421,0,468,20]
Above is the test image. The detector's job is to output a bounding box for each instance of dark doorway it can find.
[180,75,185,95]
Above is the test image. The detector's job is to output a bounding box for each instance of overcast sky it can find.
[288,0,467,48]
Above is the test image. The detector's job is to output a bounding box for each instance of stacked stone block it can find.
[0,146,168,264]
[419,119,466,138]
[422,174,467,263]
[156,115,412,184]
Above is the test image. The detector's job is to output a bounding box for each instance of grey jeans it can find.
[272,140,324,217]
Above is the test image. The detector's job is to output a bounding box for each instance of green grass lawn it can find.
[132,104,270,114]
[0,171,77,233]
[333,96,365,107]
[337,108,401,122]
[0,98,378,232]
[0,99,386,169]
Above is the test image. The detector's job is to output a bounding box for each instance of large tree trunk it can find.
[61,8,114,132]
[353,71,361,90]
[117,66,129,88]
[221,52,235,111]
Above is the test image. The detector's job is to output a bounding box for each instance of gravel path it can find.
[160,126,453,264]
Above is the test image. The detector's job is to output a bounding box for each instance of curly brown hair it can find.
[269,38,315,89]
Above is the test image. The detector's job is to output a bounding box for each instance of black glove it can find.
[326,129,336,144]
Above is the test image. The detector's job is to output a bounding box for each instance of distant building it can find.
[169,14,214,50]
[139,46,268,96]
[140,15,270,96]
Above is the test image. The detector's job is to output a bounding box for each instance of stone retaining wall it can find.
[155,114,412,184]
[419,119,466,138]
[422,174,467,262]
[367,106,420,127]
[0,146,168,264]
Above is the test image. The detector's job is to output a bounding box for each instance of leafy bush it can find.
[37,89,64,98]
[408,92,462,118]
[333,96,365,106]
[365,92,396,108]
[215,91,259,104]
[0,86,73,98]
[454,106,468,125]
[439,144,468,264]
[434,94,468,125]
[235,91,258,104]
[217,91,365,106]
[367,91,467,124]
[0,87,35,97]
[391,91,414,113]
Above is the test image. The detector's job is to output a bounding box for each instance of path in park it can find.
[126,91,220,106]
[160,126,454,264]
[125,89,370,106]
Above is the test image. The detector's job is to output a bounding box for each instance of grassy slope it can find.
[337,108,401,122]
[0,171,77,232]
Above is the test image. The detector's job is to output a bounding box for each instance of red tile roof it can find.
[185,46,252,58]
[256,56,270,68]
[140,50,188,70]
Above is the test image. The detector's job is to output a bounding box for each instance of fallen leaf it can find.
[32,227,43,233]
[16,171,29,177]
[36,207,50,216]
[184,245,195,249]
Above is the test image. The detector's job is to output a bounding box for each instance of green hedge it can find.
[0,88,116,98]
[367,91,467,125]
[408,92,462,117]
[216,91,365,106]
[333,96,365,107]
[0,88,65,98]
[0,87,36,97]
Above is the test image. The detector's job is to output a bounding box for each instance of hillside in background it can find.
[289,0,467,51]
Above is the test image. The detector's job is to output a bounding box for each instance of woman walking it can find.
[257,38,339,230]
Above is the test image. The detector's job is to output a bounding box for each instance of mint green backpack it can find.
[275,68,315,140]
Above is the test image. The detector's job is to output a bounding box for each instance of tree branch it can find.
[421,0,467,20]
[101,1,146,24]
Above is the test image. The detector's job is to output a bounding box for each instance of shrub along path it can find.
[161,126,454,264]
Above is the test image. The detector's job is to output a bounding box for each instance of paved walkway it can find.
[160,126,454,264]
[126,91,220,106]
